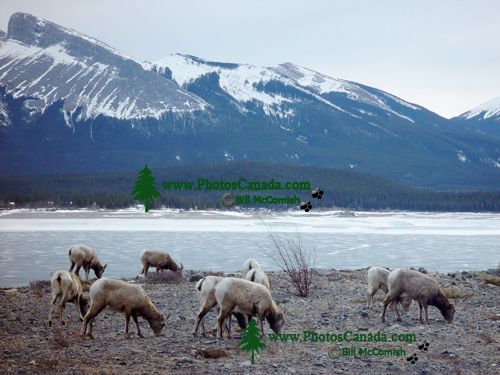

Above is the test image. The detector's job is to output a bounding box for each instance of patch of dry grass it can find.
[144,270,184,284]
[479,332,493,344]
[443,287,473,299]
[479,273,500,286]
[196,347,228,359]
[50,328,70,349]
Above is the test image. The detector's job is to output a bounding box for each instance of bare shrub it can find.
[143,270,184,284]
[29,280,50,298]
[266,226,316,297]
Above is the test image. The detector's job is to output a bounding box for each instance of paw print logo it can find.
[418,342,429,352]
[312,187,324,199]
[300,201,313,212]
[406,353,418,364]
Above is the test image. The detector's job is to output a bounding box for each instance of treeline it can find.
[1,161,499,212]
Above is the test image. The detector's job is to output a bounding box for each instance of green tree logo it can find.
[132,165,160,212]
[239,318,266,365]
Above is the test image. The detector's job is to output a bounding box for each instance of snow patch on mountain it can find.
[0,100,9,125]
[272,63,416,123]
[460,97,500,120]
[153,54,295,118]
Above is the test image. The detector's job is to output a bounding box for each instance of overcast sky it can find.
[1,0,499,118]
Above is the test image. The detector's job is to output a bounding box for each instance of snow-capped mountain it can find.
[0,13,499,190]
[452,97,500,138]
[150,54,425,125]
[458,97,500,121]
[0,13,205,124]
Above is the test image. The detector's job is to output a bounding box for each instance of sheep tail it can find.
[197,277,206,291]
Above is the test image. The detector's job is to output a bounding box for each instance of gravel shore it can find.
[0,269,498,374]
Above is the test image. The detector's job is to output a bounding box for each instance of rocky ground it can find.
[0,268,498,374]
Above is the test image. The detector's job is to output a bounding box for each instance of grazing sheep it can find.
[245,268,270,289]
[381,268,455,324]
[48,270,89,326]
[214,278,284,339]
[81,278,168,339]
[366,267,412,311]
[68,245,107,280]
[241,258,261,278]
[192,276,246,337]
[140,250,183,278]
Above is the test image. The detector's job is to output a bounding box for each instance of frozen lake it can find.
[0,209,499,287]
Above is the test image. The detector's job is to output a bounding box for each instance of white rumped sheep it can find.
[48,270,89,326]
[245,268,270,289]
[381,268,455,324]
[214,278,284,339]
[140,250,183,278]
[192,276,246,337]
[81,278,168,339]
[68,245,107,280]
[366,267,412,311]
[241,258,261,278]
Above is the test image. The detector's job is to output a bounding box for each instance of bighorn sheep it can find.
[68,245,107,280]
[381,268,455,324]
[192,276,246,337]
[48,270,89,326]
[245,268,270,289]
[81,278,168,339]
[140,250,183,278]
[366,267,412,310]
[241,258,261,278]
[214,278,284,339]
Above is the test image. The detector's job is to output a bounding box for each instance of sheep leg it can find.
[423,302,430,324]
[193,302,216,337]
[259,316,265,338]
[75,265,81,278]
[48,294,58,326]
[217,304,233,340]
[124,312,131,339]
[84,266,90,280]
[381,294,395,323]
[75,295,84,321]
[144,264,149,278]
[81,304,105,339]
[59,292,69,325]
[69,261,75,272]
[367,288,376,309]
[394,302,401,322]
[417,301,424,323]
[132,314,144,338]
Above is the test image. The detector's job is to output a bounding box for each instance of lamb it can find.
[381,268,455,324]
[81,278,168,339]
[68,244,107,280]
[140,250,183,278]
[48,270,89,326]
[214,278,284,339]
[366,267,412,310]
[192,276,247,337]
[241,258,261,278]
[245,268,270,289]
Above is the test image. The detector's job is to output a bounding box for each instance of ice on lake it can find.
[0,208,499,287]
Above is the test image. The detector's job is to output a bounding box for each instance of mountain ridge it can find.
[0,12,499,190]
